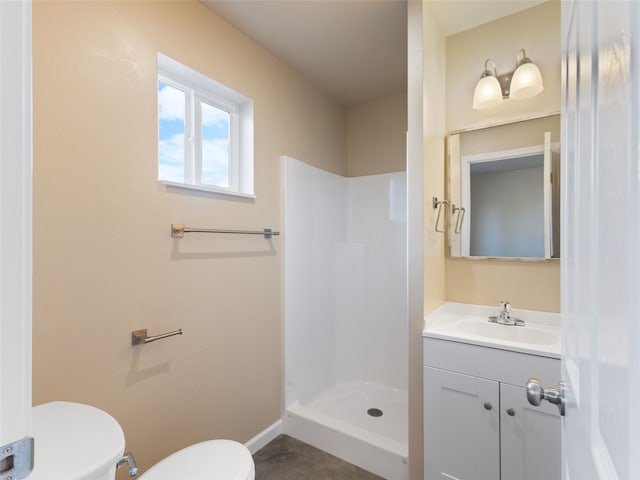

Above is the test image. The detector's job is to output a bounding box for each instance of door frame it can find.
[0,0,33,449]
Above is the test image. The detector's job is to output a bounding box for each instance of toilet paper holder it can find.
[131,328,183,346]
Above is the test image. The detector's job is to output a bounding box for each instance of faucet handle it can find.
[499,300,510,311]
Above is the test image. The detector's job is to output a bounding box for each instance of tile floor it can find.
[253,435,384,480]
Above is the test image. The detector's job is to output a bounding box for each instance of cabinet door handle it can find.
[483,402,492,411]
[506,408,516,416]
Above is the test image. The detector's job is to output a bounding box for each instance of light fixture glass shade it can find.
[473,75,503,109]
[510,62,544,99]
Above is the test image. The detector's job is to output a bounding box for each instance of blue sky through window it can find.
[158,81,231,188]
[158,81,185,182]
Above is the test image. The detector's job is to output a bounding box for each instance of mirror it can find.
[446,114,560,259]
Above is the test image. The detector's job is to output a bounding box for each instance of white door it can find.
[561,0,640,478]
[0,0,33,478]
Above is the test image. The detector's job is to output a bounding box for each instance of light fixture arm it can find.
[482,59,498,78]
[516,48,532,67]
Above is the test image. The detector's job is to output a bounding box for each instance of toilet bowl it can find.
[29,401,255,480]
[139,440,255,480]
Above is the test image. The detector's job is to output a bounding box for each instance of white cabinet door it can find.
[424,367,499,480]
[500,383,560,480]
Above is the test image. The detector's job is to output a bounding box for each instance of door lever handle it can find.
[116,451,138,477]
[526,378,565,416]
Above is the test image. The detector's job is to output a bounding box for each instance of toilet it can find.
[29,401,255,480]
[139,439,255,480]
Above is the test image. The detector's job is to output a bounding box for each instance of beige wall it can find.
[444,1,561,313]
[423,10,447,317]
[32,1,346,476]
[446,258,560,312]
[346,92,407,176]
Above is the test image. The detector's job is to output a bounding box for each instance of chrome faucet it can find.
[488,301,525,326]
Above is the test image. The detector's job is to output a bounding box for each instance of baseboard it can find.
[245,419,283,454]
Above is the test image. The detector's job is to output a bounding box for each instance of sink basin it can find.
[423,303,561,358]
[449,318,557,345]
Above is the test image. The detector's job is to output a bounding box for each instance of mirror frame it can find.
[445,112,561,262]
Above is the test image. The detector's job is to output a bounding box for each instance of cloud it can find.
[159,134,230,188]
[159,132,184,182]
[158,82,185,122]
[202,102,230,129]
[158,82,229,129]
[202,138,230,187]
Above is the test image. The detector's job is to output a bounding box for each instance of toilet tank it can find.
[29,401,125,480]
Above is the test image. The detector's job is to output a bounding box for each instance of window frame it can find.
[157,53,254,198]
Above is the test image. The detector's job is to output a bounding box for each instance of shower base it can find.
[283,381,408,480]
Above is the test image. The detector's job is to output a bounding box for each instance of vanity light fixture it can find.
[472,49,544,110]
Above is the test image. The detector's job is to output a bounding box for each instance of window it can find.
[157,53,254,197]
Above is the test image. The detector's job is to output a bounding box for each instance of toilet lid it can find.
[29,401,125,480]
[140,439,255,480]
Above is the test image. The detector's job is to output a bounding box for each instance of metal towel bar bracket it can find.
[433,197,450,233]
[451,204,466,234]
[171,224,280,239]
[131,328,182,346]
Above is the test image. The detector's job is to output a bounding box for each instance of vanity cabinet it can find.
[423,337,561,480]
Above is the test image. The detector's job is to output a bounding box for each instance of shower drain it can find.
[367,408,384,417]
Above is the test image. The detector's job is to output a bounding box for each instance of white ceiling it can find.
[201,0,407,106]
[200,0,547,107]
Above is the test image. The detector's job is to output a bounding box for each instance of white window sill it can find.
[160,180,256,199]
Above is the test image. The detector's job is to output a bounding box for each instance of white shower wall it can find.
[283,156,407,408]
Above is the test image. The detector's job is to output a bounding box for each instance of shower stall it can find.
[282,156,408,480]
